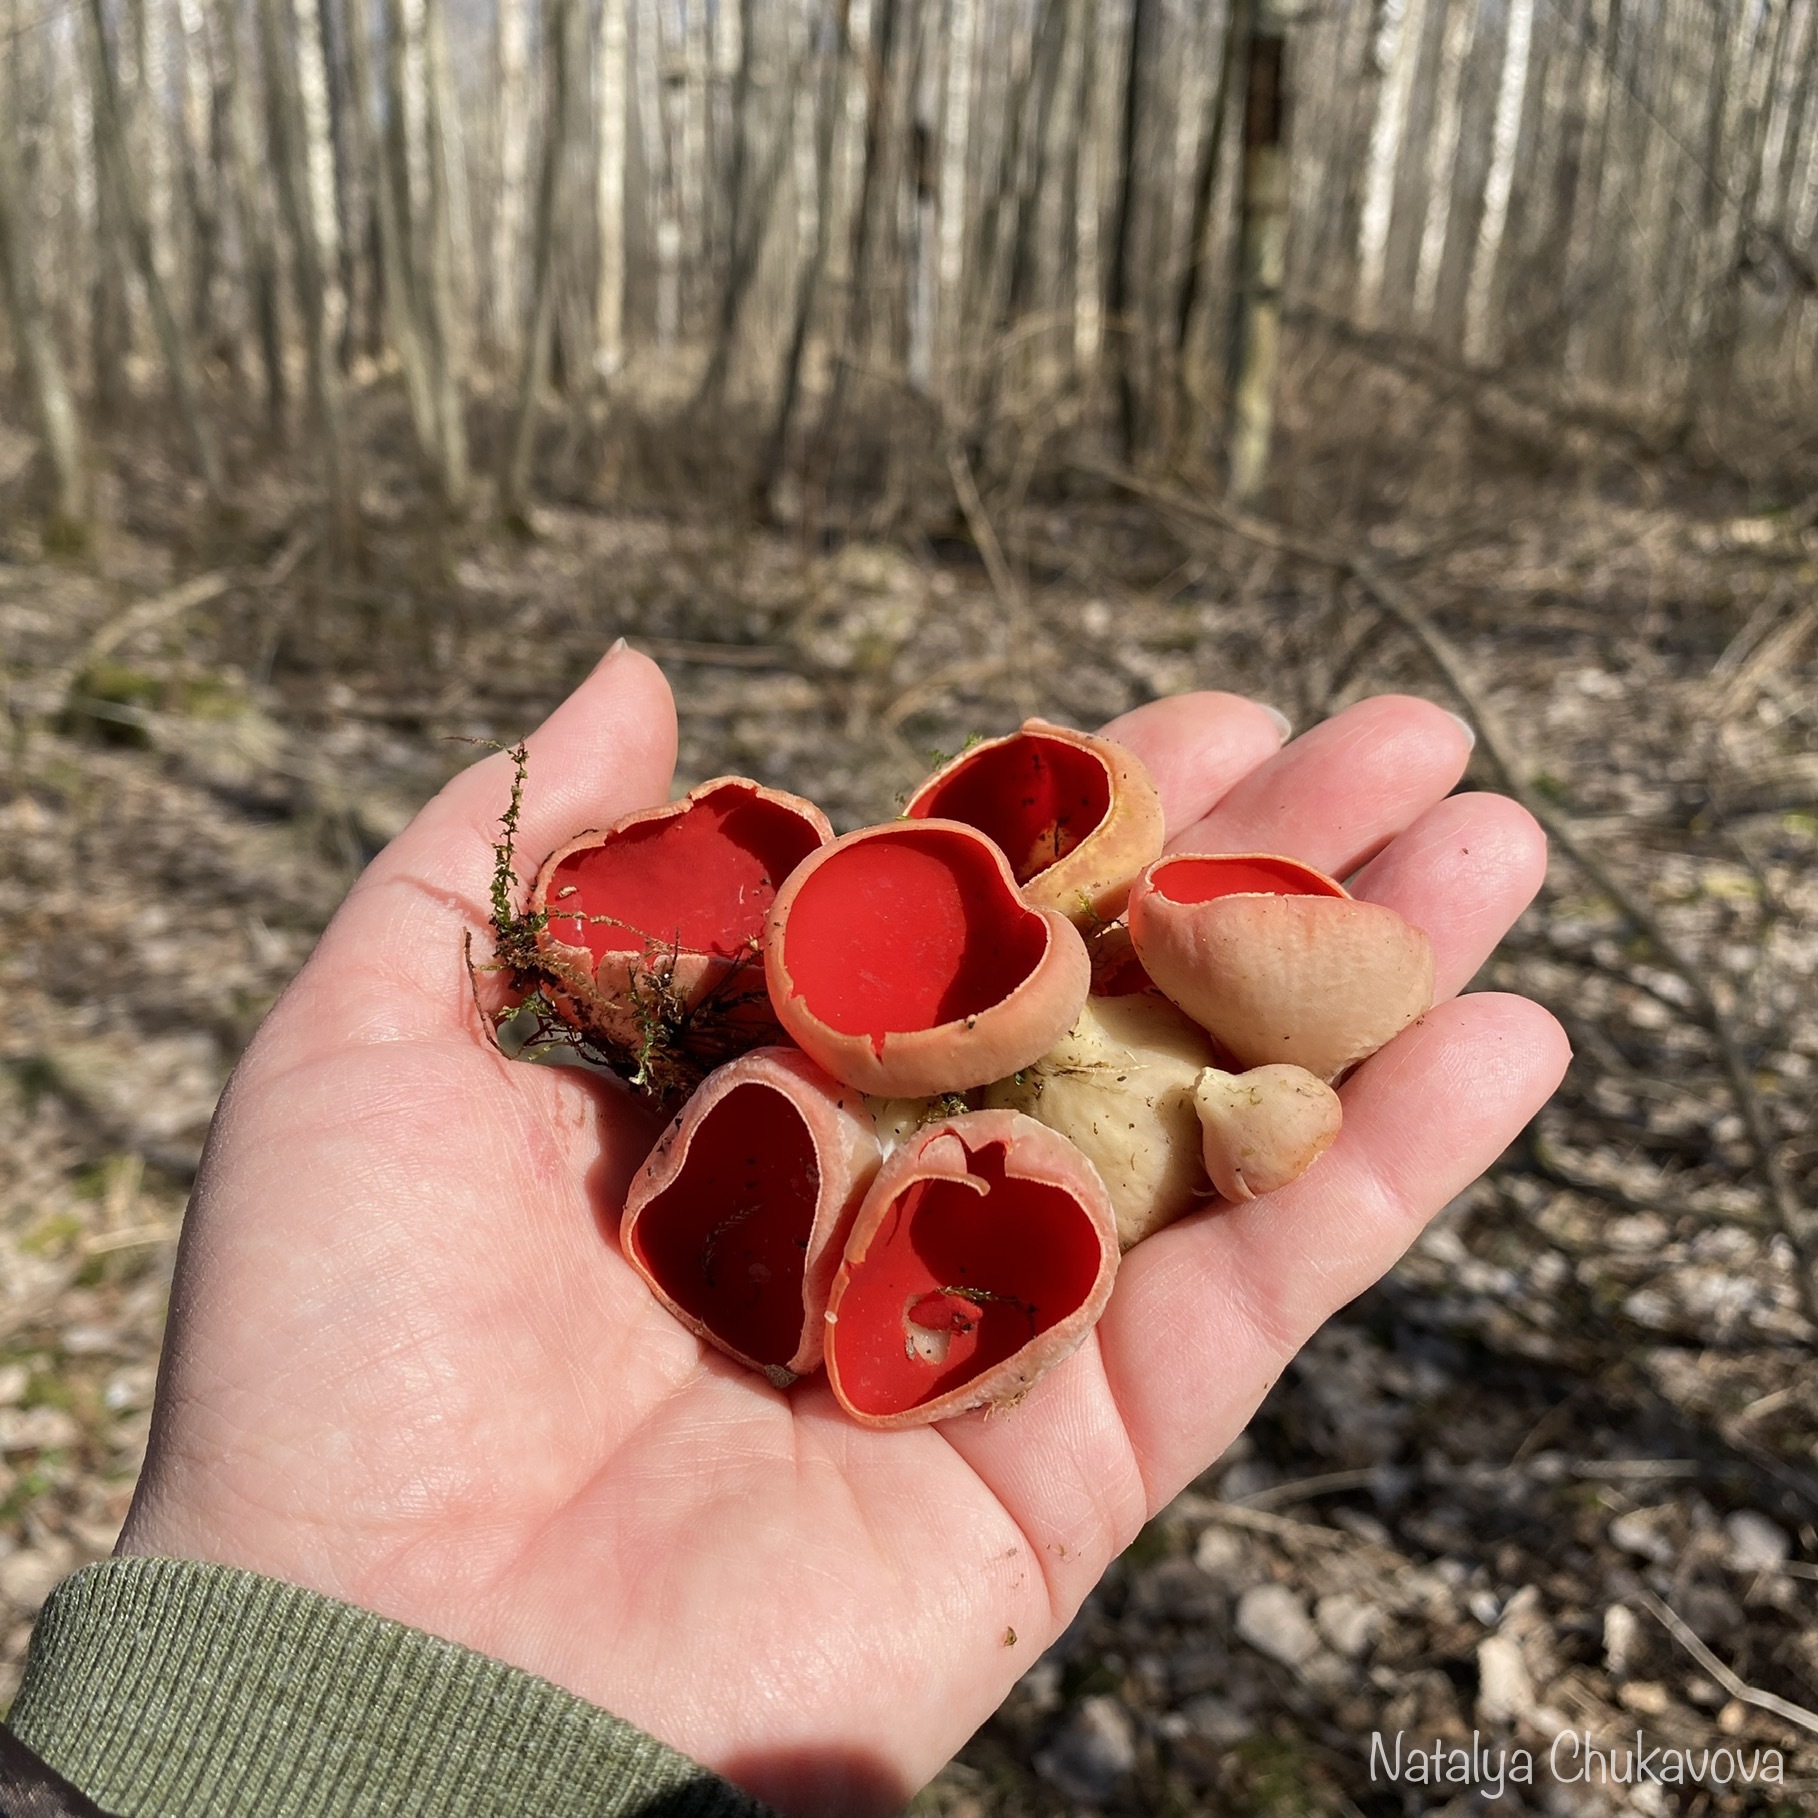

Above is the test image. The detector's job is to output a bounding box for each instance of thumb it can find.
[266,644,680,1051]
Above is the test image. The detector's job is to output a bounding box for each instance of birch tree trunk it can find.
[1626,0,1687,386]
[595,0,628,375]
[52,12,98,369]
[83,0,222,494]
[994,0,1066,337]
[1760,0,1814,230]
[1752,0,1810,383]
[1175,0,1238,362]
[809,0,897,492]
[1355,0,1425,324]
[91,10,136,409]
[431,0,476,364]
[906,0,939,395]
[349,0,433,480]
[217,0,286,430]
[0,5,90,534]
[1412,0,1474,331]
[1464,0,1534,364]
[650,0,681,350]
[1696,0,1787,399]
[291,0,345,345]
[1314,0,1389,293]
[376,0,466,503]
[503,0,577,522]
[174,0,217,344]
[490,0,529,357]
[421,0,470,496]
[1071,0,1102,374]
[131,0,179,292]
[680,0,707,330]
[767,0,844,489]
[692,0,765,408]
[1563,0,1616,377]
[814,0,869,355]
[935,0,975,393]
[1108,0,1155,459]
[709,0,741,268]
[257,0,356,545]
[1225,0,1287,505]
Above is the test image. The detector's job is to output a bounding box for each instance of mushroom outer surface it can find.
[1127,853,1435,1081]
[764,819,1090,1097]
[905,719,1165,924]
[823,1110,1118,1429]
[984,990,1216,1249]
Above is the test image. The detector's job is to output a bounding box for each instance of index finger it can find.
[1098,692,1289,840]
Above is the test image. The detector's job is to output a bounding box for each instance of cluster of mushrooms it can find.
[500,722,1435,1430]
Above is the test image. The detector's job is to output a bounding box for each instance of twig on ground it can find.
[1528,1130,1775,1232]
[879,656,1012,735]
[1086,461,1818,1338]
[945,439,1036,719]
[1569,1459,1699,1481]
[1168,1493,1410,1570]
[81,1223,175,1256]
[35,527,317,728]
[1639,1590,1818,1737]
[39,570,232,716]
[630,637,790,669]
[1237,1469,1379,1510]
[1716,599,1818,716]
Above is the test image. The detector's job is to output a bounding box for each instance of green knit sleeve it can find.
[7,1557,776,1818]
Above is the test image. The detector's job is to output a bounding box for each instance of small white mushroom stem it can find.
[1194,1065,1343,1204]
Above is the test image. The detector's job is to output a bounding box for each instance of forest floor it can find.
[1,390,1816,1814]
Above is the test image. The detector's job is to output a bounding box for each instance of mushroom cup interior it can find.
[548,786,825,962]
[627,1081,820,1369]
[782,828,1048,1046]
[1149,854,1347,904]
[831,1139,1103,1419]
[912,735,1112,883]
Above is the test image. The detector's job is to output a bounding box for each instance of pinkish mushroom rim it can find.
[622,1046,880,1384]
[905,718,1166,923]
[822,1109,1119,1429]
[763,818,1091,1098]
[530,774,833,992]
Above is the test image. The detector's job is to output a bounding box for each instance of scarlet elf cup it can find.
[491,718,1435,1427]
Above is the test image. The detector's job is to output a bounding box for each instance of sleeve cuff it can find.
[7,1556,775,1818]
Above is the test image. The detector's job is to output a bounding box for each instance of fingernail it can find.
[1444,710,1477,751]
[605,636,629,660]
[1260,704,1292,741]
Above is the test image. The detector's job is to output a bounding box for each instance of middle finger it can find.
[1169,694,1474,877]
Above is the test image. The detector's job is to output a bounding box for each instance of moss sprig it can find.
[469,742,770,1108]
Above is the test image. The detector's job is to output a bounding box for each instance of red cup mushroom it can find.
[622,1047,881,1385]
[764,819,1090,1097]
[1127,852,1435,1082]
[905,719,1166,925]
[531,776,832,1085]
[823,1110,1118,1428]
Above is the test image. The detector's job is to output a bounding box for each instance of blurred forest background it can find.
[2,0,1818,1811]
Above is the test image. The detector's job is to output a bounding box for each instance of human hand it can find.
[118,648,1568,1816]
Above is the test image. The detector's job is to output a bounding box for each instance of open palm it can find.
[119,647,1568,1817]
